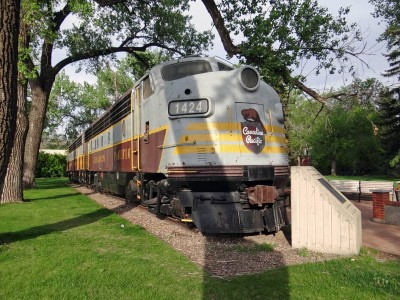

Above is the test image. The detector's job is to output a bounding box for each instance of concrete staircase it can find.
[291,166,362,255]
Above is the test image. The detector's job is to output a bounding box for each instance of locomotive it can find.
[67,56,290,234]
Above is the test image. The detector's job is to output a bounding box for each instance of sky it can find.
[63,0,392,92]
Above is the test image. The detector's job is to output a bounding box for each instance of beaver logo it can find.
[241,108,266,154]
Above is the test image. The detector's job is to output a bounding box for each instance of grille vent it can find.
[197,147,207,162]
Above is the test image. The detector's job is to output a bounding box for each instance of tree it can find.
[370,0,400,170]
[285,92,321,164]
[46,71,117,144]
[0,0,20,199]
[21,0,212,188]
[0,21,29,204]
[370,0,399,92]
[287,79,385,175]
[201,0,365,103]
[376,89,400,170]
[307,104,382,176]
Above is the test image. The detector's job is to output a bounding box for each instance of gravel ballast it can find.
[72,184,338,278]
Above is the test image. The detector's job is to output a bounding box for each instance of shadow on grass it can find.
[25,192,82,202]
[202,232,290,299]
[0,208,113,245]
[27,178,69,190]
[282,225,292,245]
[108,202,138,215]
[72,184,137,215]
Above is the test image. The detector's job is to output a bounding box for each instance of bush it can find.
[36,152,67,178]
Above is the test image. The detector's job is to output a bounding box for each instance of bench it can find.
[329,180,394,201]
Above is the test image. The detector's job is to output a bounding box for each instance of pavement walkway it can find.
[352,200,400,257]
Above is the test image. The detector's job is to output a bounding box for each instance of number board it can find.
[168,99,208,116]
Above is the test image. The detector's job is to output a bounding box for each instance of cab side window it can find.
[142,76,152,99]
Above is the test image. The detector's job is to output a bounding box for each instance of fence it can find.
[329,180,395,201]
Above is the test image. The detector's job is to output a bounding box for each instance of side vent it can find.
[197,147,207,162]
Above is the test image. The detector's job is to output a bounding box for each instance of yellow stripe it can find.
[173,144,287,155]
[149,125,168,135]
[90,115,131,142]
[89,137,133,154]
[265,125,285,134]
[185,122,285,135]
[186,122,232,131]
[178,133,221,143]
[178,133,286,144]
[88,125,169,155]
[181,219,193,223]
[221,144,287,154]
[173,146,215,155]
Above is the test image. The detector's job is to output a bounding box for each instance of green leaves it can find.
[287,78,385,175]
[370,0,400,47]
[370,0,400,172]
[36,153,67,178]
[46,52,169,144]
[309,105,381,175]
[56,0,212,69]
[218,0,362,94]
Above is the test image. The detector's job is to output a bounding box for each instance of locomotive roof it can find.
[89,88,132,127]
[76,88,132,146]
[147,56,234,86]
[153,56,233,69]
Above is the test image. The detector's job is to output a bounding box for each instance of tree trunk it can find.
[0,0,20,196]
[23,79,52,188]
[331,159,337,176]
[1,81,28,203]
[1,22,29,203]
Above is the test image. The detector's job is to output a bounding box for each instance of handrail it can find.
[131,90,136,170]
[158,141,196,149]
[136,86,141,171]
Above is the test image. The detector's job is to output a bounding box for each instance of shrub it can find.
[36,152,67,178]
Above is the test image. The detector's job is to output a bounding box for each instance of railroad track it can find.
[73,183,198,233]
[135,203,198,232]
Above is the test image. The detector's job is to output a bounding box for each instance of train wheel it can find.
[95,181,101,193]
[125,180,137,205]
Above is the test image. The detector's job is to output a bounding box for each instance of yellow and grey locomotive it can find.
[67,57,290,233]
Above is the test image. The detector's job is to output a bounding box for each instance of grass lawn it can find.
[1,178,399,299]
[325,175,399,182]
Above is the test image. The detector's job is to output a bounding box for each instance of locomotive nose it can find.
[237,66,260,91]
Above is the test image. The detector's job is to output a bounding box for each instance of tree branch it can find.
[312,104,327,125]
[201,0,240,57]
[53,43,184,75]
[131,52,150,69]
[199,0,374,106]
[40,3,72,82]
[53,3,72,32]
[200,0,329,104]
[94,0,125,7]
[292,80,326,104]
[301,45,373,69]
[326,91,357,100]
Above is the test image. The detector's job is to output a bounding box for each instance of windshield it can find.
[161,61,212,81]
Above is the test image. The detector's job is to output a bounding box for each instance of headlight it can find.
[238,66,260,91]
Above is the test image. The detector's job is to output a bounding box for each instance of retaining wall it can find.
[291,166,362,255]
